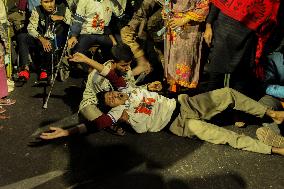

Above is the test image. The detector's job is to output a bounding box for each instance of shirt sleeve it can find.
[93,106,126,129]
[264,53,281,87]
[107,106,125,124]
[111,0,127,17]
[0,1,8,24]
[17,0,28,11]
[93,114,114,129]
[0,1,8,43]
[266,85,284,98]
[27,8,40,38]
[63,7,72,25]
[99,67,127,89]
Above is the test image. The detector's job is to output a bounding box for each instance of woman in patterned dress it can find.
[160,0,209,92]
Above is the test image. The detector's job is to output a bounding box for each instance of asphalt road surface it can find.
[0,74,283,189]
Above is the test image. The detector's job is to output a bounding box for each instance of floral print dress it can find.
[160,0,209,89]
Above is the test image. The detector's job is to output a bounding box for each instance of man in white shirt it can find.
[67,0,127,55]
[41,52,284,156]
[40,44,161,136]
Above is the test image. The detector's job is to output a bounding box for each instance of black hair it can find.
[111,44,134,62]
[96,91,111,113]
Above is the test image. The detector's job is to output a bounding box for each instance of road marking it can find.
[0,170,66,189]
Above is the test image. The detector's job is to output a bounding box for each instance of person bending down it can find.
[41,52,284,156]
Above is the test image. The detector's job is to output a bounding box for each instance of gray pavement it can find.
[0,74,283,189]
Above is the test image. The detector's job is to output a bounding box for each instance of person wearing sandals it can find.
[0,0,16,120]
[42,51,284,156]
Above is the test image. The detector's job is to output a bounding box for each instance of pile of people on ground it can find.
[1,0,284,156]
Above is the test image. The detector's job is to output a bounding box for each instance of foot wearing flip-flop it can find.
[256,127,284,148]
[0,98,16,106]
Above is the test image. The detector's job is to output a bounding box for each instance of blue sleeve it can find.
[266,85,284,98]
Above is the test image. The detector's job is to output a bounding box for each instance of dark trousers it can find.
[17,33,53,71]
[74,34,113,54]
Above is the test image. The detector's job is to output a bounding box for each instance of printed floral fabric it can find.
[71,0,127,36]
[163,0,209,88]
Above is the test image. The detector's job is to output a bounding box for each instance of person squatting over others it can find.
[41,44,162,136]
[41,52,284,156]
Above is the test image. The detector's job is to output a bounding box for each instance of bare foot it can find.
[266,110,284,124]
[272,147,284,156]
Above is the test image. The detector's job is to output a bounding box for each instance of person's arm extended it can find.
[39,116,114,140]
[69,52,127,89]
[70,52,104,72]
[40,124,88,140]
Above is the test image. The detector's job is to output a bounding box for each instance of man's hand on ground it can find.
[40,127,69,140]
